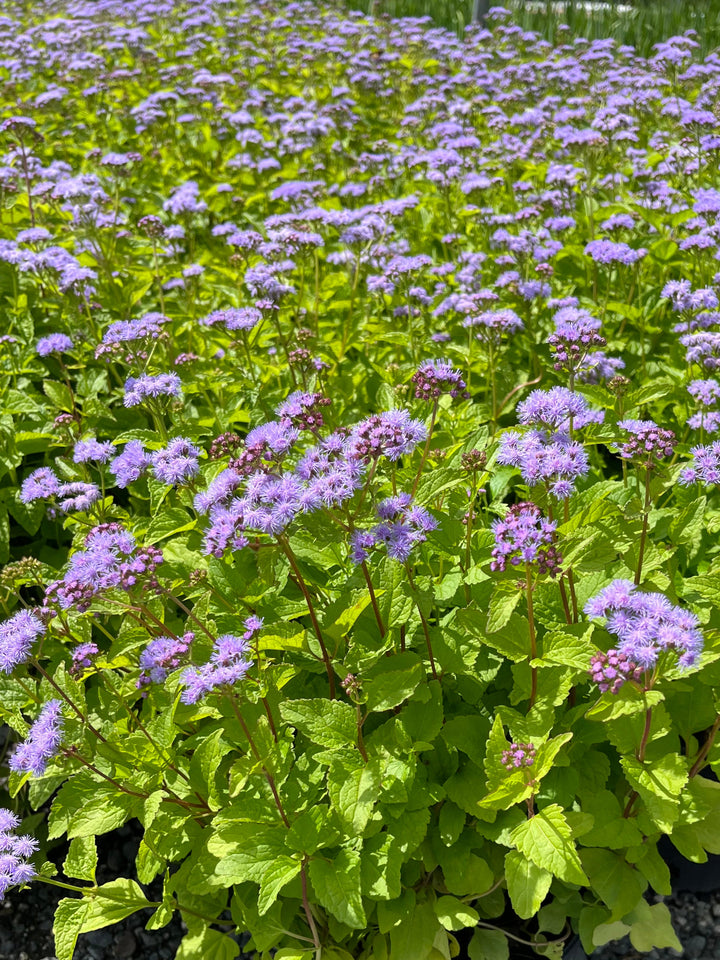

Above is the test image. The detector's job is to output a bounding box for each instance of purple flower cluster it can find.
[490,502,562,576]
[617,419,676,462]
[9,700,64,776]
[45,524,163,612]
[589,649,643,694]
[584,240,646,265]
[687,379,720,433]
[139,632,194,687]
[152,438,202,486]
[0,610,45,674]
[350,493,437,564]
[679,441,720,485]
[180,618,260,704]
[462,308,524,344]
[200,307,261,332]
[73,438,114,464]
[70,642,99,675]
[123,373,182,407]
[497,430,589,499]
[20,468,60,503]
[411,361,468,401]
[680,332,720,371]
[36,333,73,356]
[517,387,604,432]
[110,441,152,487]
[501,742,536,770]
[275,392,331,432]
[585,580,703,669]
[547,306,623,383]
[0,810,37,899]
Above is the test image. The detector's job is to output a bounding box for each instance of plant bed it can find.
[3,1,720,960]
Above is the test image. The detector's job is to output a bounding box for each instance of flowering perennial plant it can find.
[0,3,718,960]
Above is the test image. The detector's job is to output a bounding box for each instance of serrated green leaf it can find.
[468,927,509,960]
[365,652,424,712]
[504,849,552,919]
[208,821,288,884]
[509,804,588,885]
[279,699,356,748]
[581,849,647,921]
[63,837,97,883]
[176,927,240,959]
[328,756,381,833]
[258,856,301,915]
[487,582,522,633]
[434,895,479,930]
[620,753,687,831]
[626,901,681,953]
[309,847,365,928]
[54,898,90,960]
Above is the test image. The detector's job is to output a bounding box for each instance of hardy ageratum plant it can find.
[2,2,720,960]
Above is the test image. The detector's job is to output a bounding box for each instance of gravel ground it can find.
[0,828,716,960]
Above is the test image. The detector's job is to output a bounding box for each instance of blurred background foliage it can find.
[346,1,720,57]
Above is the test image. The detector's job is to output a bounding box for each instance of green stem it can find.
[526,564,537,710]
[279,537,335,699]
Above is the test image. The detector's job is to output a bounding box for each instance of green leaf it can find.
[54,898,90,960]
[389,899,441,960]
[144,508,196,544]
[509,804,588,885]
[580,849,647,921]
[361,831,403,900]
[48,776,136,840]
[279,699,356,748]
[504,850,552,919]
[176,927,241,960]
[626,901,681,953]
[434,895,479,930]
[439,802,465,846]
[63,837,97,883]
[189,728,230,807]
[670,497,706,550]
[328,757,381,833]
[487,582,522,633]
[258,856,302,915]
[78,880,152,933]
[208,821,288,884]
[309,847,366,928]
[468,927,510,960]
[536,631,595,672]
[365,652,424,712]
[620,753,687,831]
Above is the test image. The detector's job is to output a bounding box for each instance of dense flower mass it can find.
[45,524,163,611]
[180,618,260,704]
[9,700,64,776]
[0,611,45,674]
[490,502,561,576]
[617,420,677,461]
[0,810,37,900]
[501,742,536,770]
[585,580,703,669]
[350,493,437,563]
[2,0,720,952]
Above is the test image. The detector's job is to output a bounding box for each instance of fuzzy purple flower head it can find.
[9,700,64,776]
[180,618,259,704]
[123,373,182,407]
[501,742,536,771]
[490,502,562,576]
[617,419,676,462]
[585,579,703,670]
[411,360,468,401]
[0,610,45,674]
[0,810,37,899]
[36,334,73,357]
